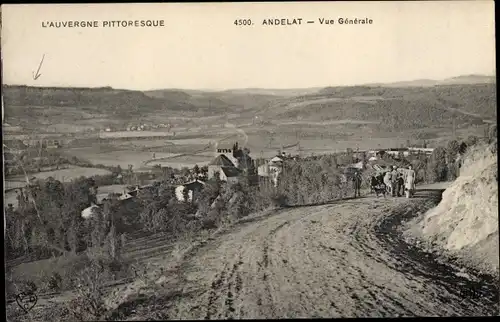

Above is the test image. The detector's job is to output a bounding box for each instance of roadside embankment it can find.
[403,143,499,276]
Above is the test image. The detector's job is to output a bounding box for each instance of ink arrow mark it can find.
[32,54,45,80]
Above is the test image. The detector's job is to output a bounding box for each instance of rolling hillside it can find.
[253,83,496,131]
[2,76,496,132]
[144,89,281,112]
[2,85,283,129]
[216,87,324,97]
[2,85,234,118]
[365,75,495,87]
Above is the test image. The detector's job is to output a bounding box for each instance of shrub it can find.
[466,135,479,148]
[269,192,288,208]
[488,124,497,144]
[426,147,448,182]
[277,158,344,206]
[66,259,110,321]
[47,272,63,292]
[22,279,38,294]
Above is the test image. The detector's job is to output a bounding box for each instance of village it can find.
[4,126,448,224]
[72,142,436,219]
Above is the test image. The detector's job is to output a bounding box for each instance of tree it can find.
[106,224,120,260]
[459,141,468,155]
[412,157,427,183]
[233,145,254,171]
[446,139,460,160]
[182,187,190,203]
[214,170,224,187]
[89,211,107,249]
[196,180,221,217]
[226,181,253,220]
[488,124,497,144]
[180,167,191,178]
[447,161,459,181]
[331,155,338,169]
[465,135,479,147]
[67,219,80,253]
[427,147,447,182]
[267,132,275,148]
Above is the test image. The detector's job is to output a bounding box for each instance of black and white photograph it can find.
[2,1,498,320]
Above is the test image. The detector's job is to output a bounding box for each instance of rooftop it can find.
[179,179,206,188]
[209,154,235,167]
[221,167,242,178]
[270,156,283,163]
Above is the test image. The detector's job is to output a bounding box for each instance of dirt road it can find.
[9,188,498,320]
[113,188,497,319]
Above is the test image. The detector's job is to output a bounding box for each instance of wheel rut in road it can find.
[374,197,499,314]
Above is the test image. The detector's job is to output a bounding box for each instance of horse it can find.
[370,174,386,198]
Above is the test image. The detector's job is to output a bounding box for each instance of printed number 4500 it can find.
[234,19,253,26]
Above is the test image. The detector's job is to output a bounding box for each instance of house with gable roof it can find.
[257,155,283,187]
[175,179,205,202]
[208,154,242,184]
[214,142,240,168]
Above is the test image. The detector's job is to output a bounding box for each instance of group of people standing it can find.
[382,165,416,198]
[350,164,416,199]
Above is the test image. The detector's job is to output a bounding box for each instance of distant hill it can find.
[2,85,237,116]
[217,87,324,97]
[2,85,245,130]
[255,83,496,131]
[365,74,495,87]
[144,89,280,112]
[143,89,192,101]
[439,74,496,85]
[2,75,496,133]
[1,85,286,129]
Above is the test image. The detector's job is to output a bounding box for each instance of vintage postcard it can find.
[2,1,497,320]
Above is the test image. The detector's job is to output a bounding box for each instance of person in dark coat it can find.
[352,171,362,198]
[370,175,378,193]
[396,172,404,197]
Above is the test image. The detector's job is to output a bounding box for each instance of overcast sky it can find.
[1,1,496,91]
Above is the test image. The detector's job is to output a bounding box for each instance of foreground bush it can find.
[66,259,111,321]
[277,157,346,206]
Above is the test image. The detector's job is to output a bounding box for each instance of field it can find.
[96,184,129,201]
[56,119,489,172]
[66,148,181,170]
[5,166,112,183]
[4,166,113,209]
[98,131,173,139]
